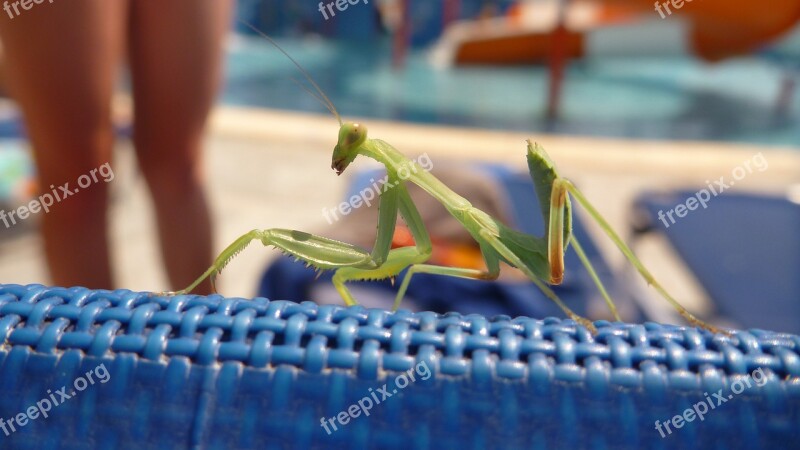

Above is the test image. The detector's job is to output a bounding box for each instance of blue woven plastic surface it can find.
[0,284,799,449]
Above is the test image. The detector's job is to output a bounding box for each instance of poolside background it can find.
[228,0,800,145]
[225,33,800,146]
[0,0,799,330]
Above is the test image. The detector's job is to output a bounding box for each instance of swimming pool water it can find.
[223,35,800,147]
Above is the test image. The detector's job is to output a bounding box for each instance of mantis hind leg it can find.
[567,236,622,322]
[552,178,725,335]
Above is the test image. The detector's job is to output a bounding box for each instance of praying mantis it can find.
[170,26,723,336]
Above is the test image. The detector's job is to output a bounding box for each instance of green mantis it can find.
[172,27,723,336]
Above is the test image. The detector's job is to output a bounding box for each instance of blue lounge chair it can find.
[0,284,798,448]
[633,190,800,334]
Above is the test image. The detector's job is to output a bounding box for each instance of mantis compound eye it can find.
[345,124,362,145]
[336,122,368,156]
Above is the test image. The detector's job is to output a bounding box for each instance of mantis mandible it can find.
[171,25,723,336]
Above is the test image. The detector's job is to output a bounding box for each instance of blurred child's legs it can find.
[128,0,233,293]
[0,0,128,288]
[0,0,232,292]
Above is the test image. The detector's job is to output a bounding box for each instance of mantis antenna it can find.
[239,20,343,125]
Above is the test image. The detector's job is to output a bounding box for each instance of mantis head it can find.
[331,122,368,175]
[240,22,361,175]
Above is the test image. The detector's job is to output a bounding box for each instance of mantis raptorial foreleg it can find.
[172,228,378,295]
[332,176,433,305]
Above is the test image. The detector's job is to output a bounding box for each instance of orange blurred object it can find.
[391,226,486,270]
[616,0,800,60]
[451,0,800,64]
